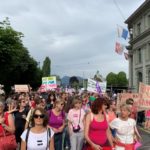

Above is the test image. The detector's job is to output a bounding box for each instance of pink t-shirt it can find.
[89,114,108,146]
[67,108,85,131]
[145,110,150,117]
[107,111,116,123]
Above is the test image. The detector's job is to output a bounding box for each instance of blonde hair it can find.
[120,103,131,113]
[53,98,65,108]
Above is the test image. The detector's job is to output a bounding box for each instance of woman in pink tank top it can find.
[84,97,114,150]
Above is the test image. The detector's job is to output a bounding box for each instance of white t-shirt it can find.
[110,118,136,144]
[21,128,54,150]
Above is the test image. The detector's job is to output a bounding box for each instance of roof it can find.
[125,0,150,24]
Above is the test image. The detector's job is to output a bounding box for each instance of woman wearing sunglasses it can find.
[21,107,54,150]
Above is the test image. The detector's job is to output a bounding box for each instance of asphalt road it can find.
[137,127,150,150]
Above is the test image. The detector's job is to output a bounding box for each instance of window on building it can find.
[148,70,150,85]
[148,43,150,60]
[137,22,141,35]
[148,15,150,28]
[138,48,142,63]
[137,72,142,90]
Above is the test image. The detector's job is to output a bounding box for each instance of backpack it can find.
[25,128,51,150]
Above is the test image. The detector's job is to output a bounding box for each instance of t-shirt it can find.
[110,118,136,144]
[67,108,85,131]
[48,110,65,129]
[21,128,54,150]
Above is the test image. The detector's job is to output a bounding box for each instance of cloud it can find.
[0,0,144,78]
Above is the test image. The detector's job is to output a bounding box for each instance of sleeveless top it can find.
[0,112,9,136]
[89,113,108,146]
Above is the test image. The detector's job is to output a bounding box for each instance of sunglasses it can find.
[33,114,45,119]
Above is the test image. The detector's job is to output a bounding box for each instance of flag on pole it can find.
[96,81,102,95]
[115,42,124,55]
[117,25,128,40]
[124,52,129,60]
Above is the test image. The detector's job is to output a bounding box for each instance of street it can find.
[138,127,150,150]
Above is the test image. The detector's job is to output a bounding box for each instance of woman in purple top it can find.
[48,98,65,150]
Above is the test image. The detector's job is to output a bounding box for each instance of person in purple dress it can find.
[48,98,65,150]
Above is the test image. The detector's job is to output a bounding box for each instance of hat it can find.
[89,96,96,101]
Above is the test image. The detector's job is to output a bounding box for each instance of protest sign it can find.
[138,82,150,110]
[14,85,29,92]
[41,76,57,91]
[87,78,107,93]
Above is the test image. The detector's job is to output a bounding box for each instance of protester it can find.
[46,92,56,110]
[68,97,85,150]
[84,97,114,150]
[110,103,141,150]
[48,98,65,150]
[14,98,29,148]
[144,109,150,130]
[21,107,54,150]
[0,101,17,150]
[107,100,116,123]
[126,98,137,119]
[63,92,72,150]
[82,94,91,114]
[25,97,44,128]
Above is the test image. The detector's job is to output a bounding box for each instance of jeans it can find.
[70,131,84,150]
[64,126,71,149]
[54,132,63,150]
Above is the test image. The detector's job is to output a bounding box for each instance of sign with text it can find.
[138,82,150,110]
[41,76,57,91]
[117,93,140,112]
[87,78,107,93]
[14,85,29,93]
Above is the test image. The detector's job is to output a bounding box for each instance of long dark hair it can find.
[31,107,49,127]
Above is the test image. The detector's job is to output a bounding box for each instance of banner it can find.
[138,82,150,110]
[87,78,107,93]
[117,93,140,112]
[14,85,29,92]
[41,76,57,91]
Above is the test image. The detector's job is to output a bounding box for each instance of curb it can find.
[138,126,150,134]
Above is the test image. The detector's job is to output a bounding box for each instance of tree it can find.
[42,57,51,77]
[0,18,42,92]
[106,71,128,87]
[106,72,118,86]
[69,76,79,90]
[117,71,128,86]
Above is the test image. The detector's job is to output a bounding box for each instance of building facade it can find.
[125,0,150,92]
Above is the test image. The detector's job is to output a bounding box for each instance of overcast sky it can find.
[0,0,144,78]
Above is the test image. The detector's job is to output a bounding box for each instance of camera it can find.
[73,125,80,133]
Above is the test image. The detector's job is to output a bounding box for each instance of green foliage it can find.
[69,76,79,89]
[0,18,42,92]
[42,57,51,76]
[117,71,128,86]
[106,72,118,86]
[106,71,128,87]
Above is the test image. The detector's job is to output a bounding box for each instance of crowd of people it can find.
[0,90,143,150]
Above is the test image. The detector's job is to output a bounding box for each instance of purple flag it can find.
[96,81,102,95]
